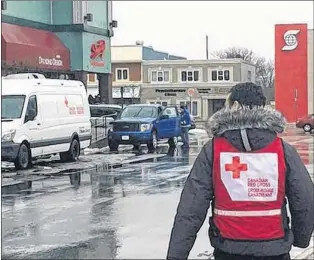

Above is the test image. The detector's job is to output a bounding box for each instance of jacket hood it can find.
[207,106,286,137]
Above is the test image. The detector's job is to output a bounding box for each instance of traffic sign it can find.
[187,88,196,97]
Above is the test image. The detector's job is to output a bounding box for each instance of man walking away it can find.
[167,82,314,260]
[180,105,191,148]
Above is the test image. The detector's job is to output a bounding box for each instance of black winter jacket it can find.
[167,107,314,259]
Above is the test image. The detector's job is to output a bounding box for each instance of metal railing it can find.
[91,113,117,143]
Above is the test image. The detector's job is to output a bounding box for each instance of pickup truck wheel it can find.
[109,139,119,151]
[147,130,158,152]
[14,143,32,170]
[168,137,178,148]
[303,124,312,132]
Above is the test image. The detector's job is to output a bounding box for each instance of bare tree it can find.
[212,47,274,89]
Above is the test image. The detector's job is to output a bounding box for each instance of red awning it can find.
[1,23,70,71]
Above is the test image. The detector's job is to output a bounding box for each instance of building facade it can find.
[1,0,115,103]
[141,59,256,122]
[275,24,313,123]
[87,43,186,105]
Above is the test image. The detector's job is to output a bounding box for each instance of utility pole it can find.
[206,35,209,59]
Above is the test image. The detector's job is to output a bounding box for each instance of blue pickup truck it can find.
[108,104,181,152]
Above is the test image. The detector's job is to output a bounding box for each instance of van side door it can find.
[24,95,43,157]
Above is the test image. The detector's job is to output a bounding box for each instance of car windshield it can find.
[120,106,158,118]
[1,95,26,119]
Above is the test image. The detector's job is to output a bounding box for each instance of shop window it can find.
[180,70,200,82]
[116,68,129,81]
[151,70,170,83]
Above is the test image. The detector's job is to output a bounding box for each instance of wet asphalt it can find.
[1,130,313,259]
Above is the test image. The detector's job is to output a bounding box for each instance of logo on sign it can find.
[38,55,63,67]
[90,40,105,67]
[187,88,196,97]
[282,29,300,51]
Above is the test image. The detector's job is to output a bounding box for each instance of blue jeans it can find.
[181,127,190,147]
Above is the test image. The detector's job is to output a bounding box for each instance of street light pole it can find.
[294,88,298,123]
[120,86,124,109]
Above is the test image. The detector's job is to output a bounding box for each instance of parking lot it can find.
[1,129,313,259]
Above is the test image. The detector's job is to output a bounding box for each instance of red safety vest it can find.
[212,136,286,241]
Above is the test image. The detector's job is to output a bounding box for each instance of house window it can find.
[247,71,252,82]
[211,70,230,81]
[116,68,129,81]
[180,70,200,82]
[87,73,97,83]
[151,70,170,83]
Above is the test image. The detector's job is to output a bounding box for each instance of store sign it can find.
[90,40,106,67]
[38,55,63,67]
[113,86,140,98]
[155,89,186,97]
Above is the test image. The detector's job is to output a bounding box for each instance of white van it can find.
[1,74,91,170]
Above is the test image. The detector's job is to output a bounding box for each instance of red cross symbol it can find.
[64,97,68,107]
[225,156,248,179]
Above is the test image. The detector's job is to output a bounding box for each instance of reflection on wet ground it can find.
[1,130,313,259]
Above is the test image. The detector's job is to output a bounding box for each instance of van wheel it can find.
[147,130,158,152]
[14,143,31,170]
[303,124,312,132]
[168,137,178,148]
[60,138,80,162]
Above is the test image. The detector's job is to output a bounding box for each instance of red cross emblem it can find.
[64,97,68,107]
[225,156,248,179]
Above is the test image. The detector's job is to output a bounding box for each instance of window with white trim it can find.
[211,69,230,81]
[180,70,200,82]
[151,70,170,83]
[116,68,129,81]
[179,100,199,117]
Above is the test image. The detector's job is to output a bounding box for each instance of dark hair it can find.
[228,82,266,108]
[180,105,185,110]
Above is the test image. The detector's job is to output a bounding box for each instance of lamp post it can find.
[120,86,124,109]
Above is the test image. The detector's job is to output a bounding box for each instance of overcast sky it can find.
[111,1,313,60]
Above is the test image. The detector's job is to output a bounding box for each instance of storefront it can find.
[141,86,230,122]
[1,23,70,78]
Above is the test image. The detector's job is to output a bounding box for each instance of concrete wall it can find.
[3,0,51,24]
[240,62,256,83]
[308,29,314,114]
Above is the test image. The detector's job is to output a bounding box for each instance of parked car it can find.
[190,114,196,130]
[108,104,181,152]
[1,73,91,170]
[296,114,314,132]
[90,104,122,127]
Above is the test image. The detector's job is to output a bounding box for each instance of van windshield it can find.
[1,95,26,119]
[120,106,158,118]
